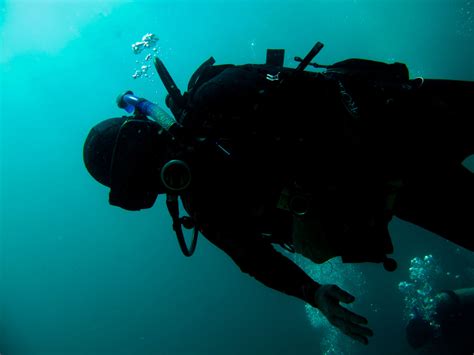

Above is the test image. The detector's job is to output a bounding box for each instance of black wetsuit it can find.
[179,63,474,305]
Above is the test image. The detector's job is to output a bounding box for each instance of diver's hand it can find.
[313,284,373,345]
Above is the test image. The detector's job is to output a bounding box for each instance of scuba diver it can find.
[406,287,474,354]
[83,42,474,345]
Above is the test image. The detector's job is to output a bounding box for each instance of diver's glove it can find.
[313,284,374,345]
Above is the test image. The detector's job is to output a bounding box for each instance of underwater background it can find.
[1,0,473,354]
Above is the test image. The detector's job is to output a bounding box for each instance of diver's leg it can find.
[393,164,474,251]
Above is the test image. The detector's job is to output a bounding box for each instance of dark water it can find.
[1,1,473,354]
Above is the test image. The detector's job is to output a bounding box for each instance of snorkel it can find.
[117,56,187,129]
[116,59,198,257]
[117,91,178,131]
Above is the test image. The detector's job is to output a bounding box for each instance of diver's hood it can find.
[83,116,183,211]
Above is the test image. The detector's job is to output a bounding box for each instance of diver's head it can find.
[83,116,191,211]
[406,316,435,349]
[83,116,127,187]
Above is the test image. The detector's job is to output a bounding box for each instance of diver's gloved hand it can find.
[313,284,374,345]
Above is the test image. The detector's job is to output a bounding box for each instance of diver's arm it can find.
[202,227,321,305]
[201,227,374,344]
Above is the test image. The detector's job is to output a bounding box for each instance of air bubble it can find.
[130,33,159,81]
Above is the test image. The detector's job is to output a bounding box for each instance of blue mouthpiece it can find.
[120,92,141,113]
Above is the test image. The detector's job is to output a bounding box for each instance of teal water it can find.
[1,1,473,354]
